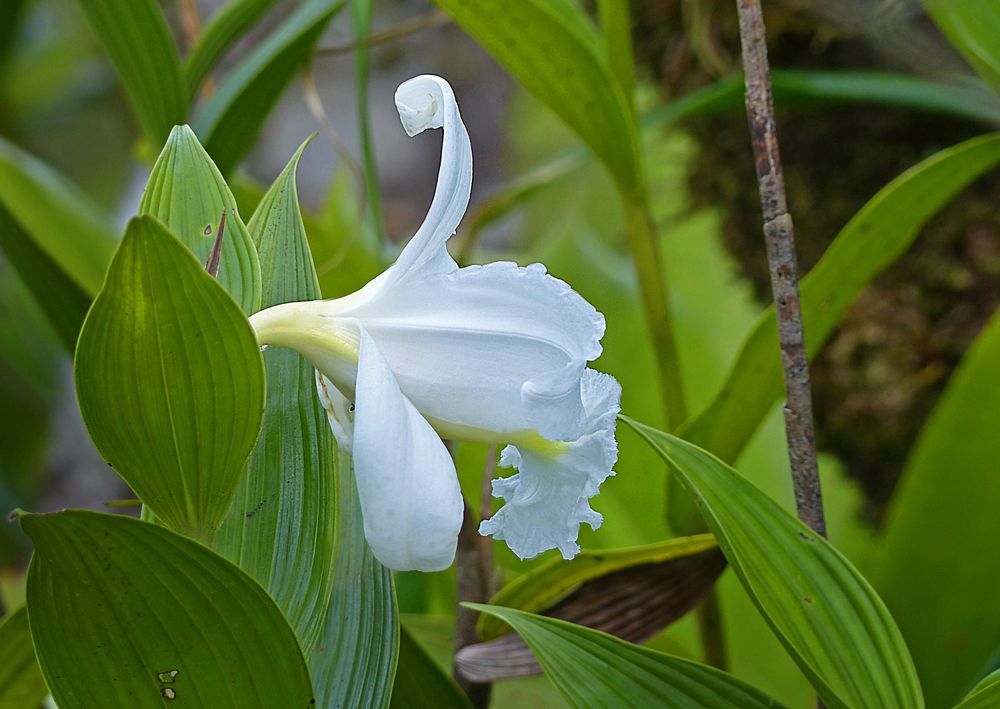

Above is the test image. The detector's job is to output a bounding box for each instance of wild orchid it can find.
[249,75,620,572]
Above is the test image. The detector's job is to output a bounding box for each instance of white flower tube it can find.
[250,75,621,571]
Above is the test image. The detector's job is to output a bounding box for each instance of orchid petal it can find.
[479,370,621,560]
[388,75,472,282]
[333,261,605,440]
[352,327,463,571]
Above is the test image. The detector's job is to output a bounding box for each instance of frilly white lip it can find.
[249,74,620,572]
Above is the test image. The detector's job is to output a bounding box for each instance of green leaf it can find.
[0,606,47,708]
[677,132,1000,485]
[213,138,336,655]
[390,624,472,709]
[20,509,313,707]
[74,216,265,544]
[433,0,640,192]
[311,449,398,709]
[0,137,117,298]
[596,0,635,96]
[73,0,187,144]
[139,125,262,315]
[467,604,786,709]
[956,670,1000,709]
[0,204,91,351]
[194,0,347,175]
[926,0,1000,98]
[479,534,718,640]
[873,306,1000,708]
[184,0,280,98]
[624,418,923,708]
[466,71,1000,249]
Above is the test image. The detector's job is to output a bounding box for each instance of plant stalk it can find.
[621,190,688,429]
[735,0,827,537]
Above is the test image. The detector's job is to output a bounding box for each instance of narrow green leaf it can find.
[479,535,718,640]
[0,204,91,351]
[596,0,635,96]
[467,72,1000,249]
[194,0,347,175]
[20,510,313,708]
[390,624,472,709]
[213,138,337,655]
[676,133,1000,498]
[926,0,1000,98]
[73,0,187,144]
[0,606,47,708]
[184,0,280,98]
[873,307,1000,708]
[433,0,640,192]
[0,137,117,298]
[468,604,786,709]
[311,449,398,709]
[139,125,262,315]
[625,418,923,708]
[74,216,265,543]
[956,670,1000,709]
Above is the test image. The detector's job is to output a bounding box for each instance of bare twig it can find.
[453,446,497,709]
[735,0,826,537]
[314,10,451,57]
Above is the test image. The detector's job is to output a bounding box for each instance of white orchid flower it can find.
[249,75,621,572]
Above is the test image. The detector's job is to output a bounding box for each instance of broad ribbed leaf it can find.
[479,535,718,640]
[955,670,1000,709]
[0,137,116,298]
[184,0,280,98]
[625,418,923,708]
[873,308,1000,708]
[927,0,1000,97]
[73,0,187,144]
[75,216,265,544]
[213,138,336,655]
[139,125,262,314]
[467,604,785,709]
[311,449,398,708]
[194,0,346,175]
[20,510,313,707]
[674,133,1000,524]
[0,606,47,708]
[433,0,640,192]
[389,624,471,709]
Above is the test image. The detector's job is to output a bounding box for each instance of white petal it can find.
[479,370,621,560]
[388,75,472,282]
[352,328,463,571]
[334,261,605,440]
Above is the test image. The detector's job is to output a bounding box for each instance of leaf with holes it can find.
[139,125,261,314]
[75,216,265,544]
[20,510,313,708]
